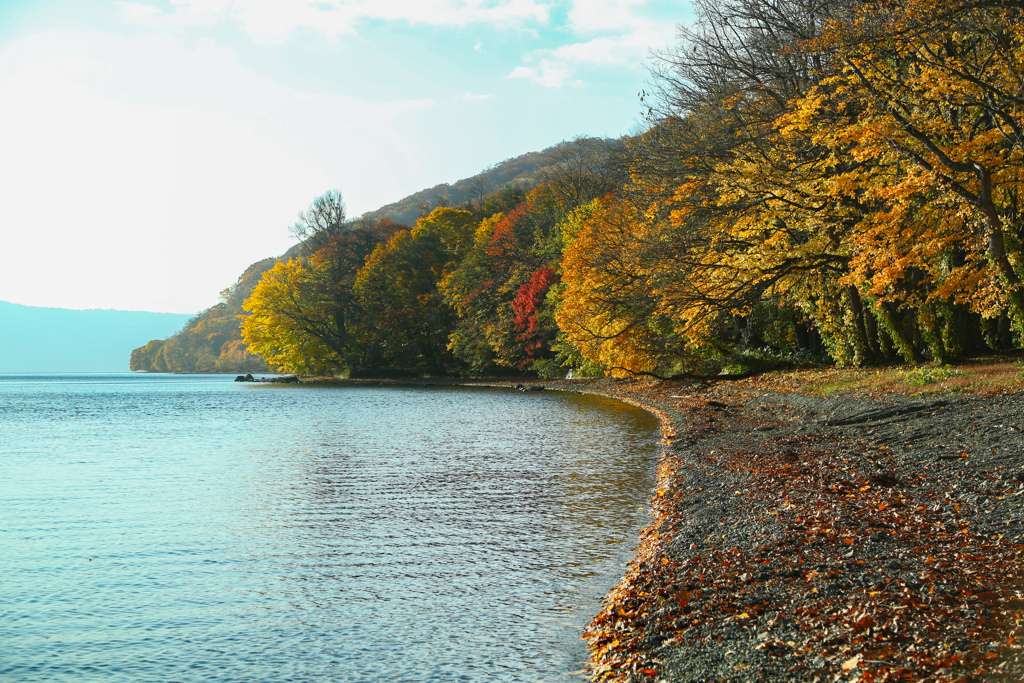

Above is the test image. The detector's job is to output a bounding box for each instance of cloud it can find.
[567,0,651,34]
[507,2,677,88]
[508,62,581,88]
[459,92,493,100]
[118,0,678,88]
[116,2,165,24]
[117,0,231,28]
[118,0,551,44]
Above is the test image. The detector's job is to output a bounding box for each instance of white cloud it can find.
[119,0,675,89]
[119,0,551,44]
[508,62,581,88]
[115,2,165,24]
[459,92,493,100]
[117,0,232,28]
[567,0,650,34]
[508,2,676,88]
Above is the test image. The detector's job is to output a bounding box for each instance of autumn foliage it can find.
[130,258,276,373]
[555,0,1024,377]
[511,265,559,369]
[229,0,1022,379]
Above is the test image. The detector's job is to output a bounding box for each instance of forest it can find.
[133,0,1024,378]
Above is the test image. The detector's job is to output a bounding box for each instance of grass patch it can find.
[741,355,1024,396]
[900,365,962,387]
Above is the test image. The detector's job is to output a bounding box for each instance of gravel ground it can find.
[539,378,1024,683]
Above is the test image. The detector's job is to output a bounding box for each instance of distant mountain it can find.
[0,301,193,373]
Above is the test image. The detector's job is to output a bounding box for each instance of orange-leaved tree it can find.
[810,0,1024,341]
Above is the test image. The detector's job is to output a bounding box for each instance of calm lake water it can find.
[0,375,659,682]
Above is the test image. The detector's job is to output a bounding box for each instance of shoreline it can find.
[291,375,1024,681]
[559,377,1024,682]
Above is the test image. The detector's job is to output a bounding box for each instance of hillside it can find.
[364,138,624,225]
[364,149,554,225]
[0,301,193,373]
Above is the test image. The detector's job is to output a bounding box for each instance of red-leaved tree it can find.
[511,265,559,368]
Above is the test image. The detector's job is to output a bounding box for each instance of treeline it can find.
[164,0,1024,377]
[554,0,1024,375]
[128,140,571,373]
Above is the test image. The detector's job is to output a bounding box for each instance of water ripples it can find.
[0,375,658,682]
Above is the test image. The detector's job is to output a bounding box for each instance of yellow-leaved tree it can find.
[240,259,344,374]
[352,207,477,375]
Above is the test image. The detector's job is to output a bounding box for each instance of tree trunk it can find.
[919,303,949,364]
[978,167,1024,333]
[873,302,922,363]
[845,286,874,364]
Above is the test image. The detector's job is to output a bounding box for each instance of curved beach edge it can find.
[551,377,1024,683]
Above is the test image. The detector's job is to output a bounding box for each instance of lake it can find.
[0,374,659,682]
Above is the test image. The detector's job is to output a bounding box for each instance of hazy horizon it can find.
[0,300,193,372]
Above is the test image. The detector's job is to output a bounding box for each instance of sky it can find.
[0,0,688,314]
